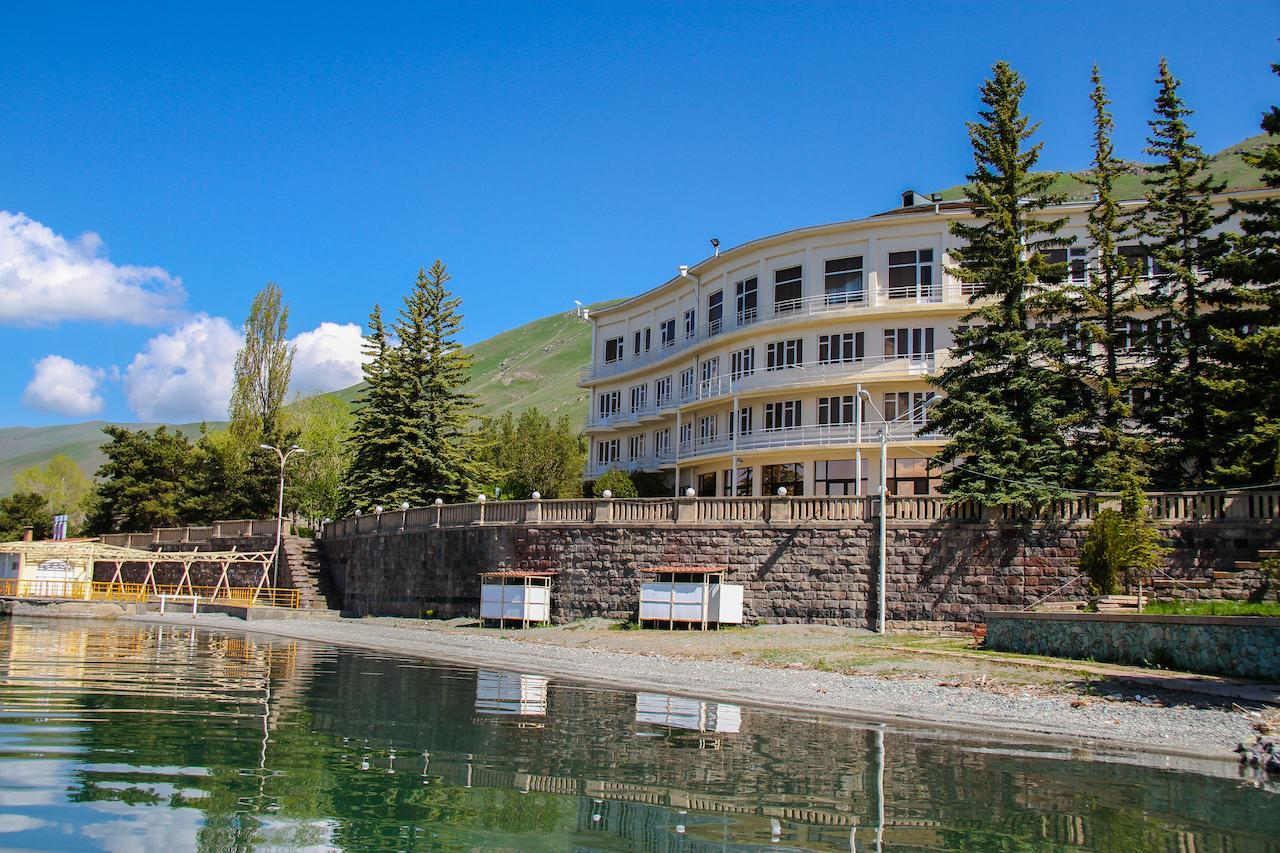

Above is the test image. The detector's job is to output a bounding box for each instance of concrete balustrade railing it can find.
[317,490,1279,538]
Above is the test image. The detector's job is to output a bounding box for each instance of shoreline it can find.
[113,611,1266,766]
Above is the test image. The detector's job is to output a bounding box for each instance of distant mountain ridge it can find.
[0,133,1270,493]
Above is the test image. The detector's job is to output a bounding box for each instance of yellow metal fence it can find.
[0,579,300,609]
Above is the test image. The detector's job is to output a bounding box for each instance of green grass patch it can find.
[1141,600,1280,617]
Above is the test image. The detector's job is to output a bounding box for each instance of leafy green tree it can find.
[0,492,52,541]
[1079,486,1166,595]
[1069,67,1148,491]
[1130,59,1226,487]
[84,426,197,533]
[928,61,1078,507]
[186,427,258,522]
[342,305,399,512]
[283,393,353,526]
[13,454,91,530]
[480,408,585,499]
[230,282,295,443]
[592,468,638,498]
[1210,58,1280,485]
[387,262,490,505]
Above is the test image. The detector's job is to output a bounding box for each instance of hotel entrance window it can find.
[762,462,804,495]
[722,467,753,497]
[886,458,942,496]
[815,459,868,496]
[698,472,718,497]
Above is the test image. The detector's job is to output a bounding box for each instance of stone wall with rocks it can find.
[319,517,1276,629]
[985,612,1280,680]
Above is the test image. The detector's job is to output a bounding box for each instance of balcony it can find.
[587,419,944,477]
[580,284,970,384]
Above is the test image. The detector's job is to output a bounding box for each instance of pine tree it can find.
[341,305,400,511]
[1209,58,1280,485]
[1131,59,1226,487]
[929,61,1078,508]
[1070,66,1148,491]
[389,261,491,504]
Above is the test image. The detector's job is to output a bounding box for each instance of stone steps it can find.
[280,535,339,610]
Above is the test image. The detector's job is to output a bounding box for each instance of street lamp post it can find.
[259,443,306,590]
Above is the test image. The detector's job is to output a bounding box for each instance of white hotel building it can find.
[580,189,1269,498]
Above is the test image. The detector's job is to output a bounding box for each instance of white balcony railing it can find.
[581,283,970,383]
[587,419,942,477]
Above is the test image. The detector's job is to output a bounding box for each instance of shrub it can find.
[591,468,638,498]
[1079,486,1166,595]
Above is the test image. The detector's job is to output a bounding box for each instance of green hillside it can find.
[935,133,1270,201]
[0,421,206,495]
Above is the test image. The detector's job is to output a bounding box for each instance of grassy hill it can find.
[0,302,614,494]
[0,421,206,495]
[935,134,1269,201]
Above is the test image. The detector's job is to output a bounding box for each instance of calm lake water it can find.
[0,619,1274,851]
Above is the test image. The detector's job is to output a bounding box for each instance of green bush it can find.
[1079,486,1166,595]
[592,468,638,498]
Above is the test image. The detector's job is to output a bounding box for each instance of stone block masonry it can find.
[321,520,1123,628]
[985,612,1280,680]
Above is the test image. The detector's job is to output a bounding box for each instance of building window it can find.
[660,318,676,348]
[684,308,697,339]
[633,330,642,357]
[817,395,858,426]
[679,368,695,401]
[598,390,620,419]
[1119,244,1158,279]
[887,249,936,300]
[628,434,646,460]
[730,347,755,380]
[679,421,693,448]
[1042,247,1088,283]
[697,472,718,497]
[699,414,718,444]
[655,428,671,458]
[707,290,724,336]
[655,376,672,407]
[766,338,803,371]
[604,336,624,363]
[887,458,941,496]
[824,256,864,304]
[736,277,758,325]
[883,327,936,360]
[883,391,935,425]
[595,439,619,466]
[723,467,753,497]
[762,462,804,495]
[729,406,753,436]
[818,332,864,364]
[629,383,647,414]
[774,266,803,314]
[764,400,802,431]
[699,357,720,395]
[815,459,867,496]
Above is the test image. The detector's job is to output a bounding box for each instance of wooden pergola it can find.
[0,540,277,599]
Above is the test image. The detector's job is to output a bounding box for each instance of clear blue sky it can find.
[0,1,1275,426]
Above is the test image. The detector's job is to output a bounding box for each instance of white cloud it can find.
[0,211,184,326]
[21,355,105,417]
[289,321,368,395]
[123,314,240,422]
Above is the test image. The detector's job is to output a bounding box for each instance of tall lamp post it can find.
[260,443,306,589]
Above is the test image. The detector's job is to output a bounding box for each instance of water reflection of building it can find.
[636,692,741,734]
[474,670,549,716]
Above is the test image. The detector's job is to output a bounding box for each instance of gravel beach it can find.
[122,612,1269,763]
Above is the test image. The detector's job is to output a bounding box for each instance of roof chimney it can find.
[21,526,33,542]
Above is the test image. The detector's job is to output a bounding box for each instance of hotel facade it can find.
[580,190,1270,498]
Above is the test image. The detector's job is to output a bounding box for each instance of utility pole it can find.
[878,428,888,634]
[259,443,306,590]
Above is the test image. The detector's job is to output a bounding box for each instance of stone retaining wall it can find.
[320,517,1276,628]
[984,611,1280,680]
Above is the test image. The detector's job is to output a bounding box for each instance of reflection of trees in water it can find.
[2,620,1275,851]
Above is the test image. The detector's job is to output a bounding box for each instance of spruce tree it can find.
[341,306,400,511]
[1131,59,1226,487]
[929,61,1078,508]
[388,261,490,504]
[1070,67,1147,490]
[1209,59,1280,485]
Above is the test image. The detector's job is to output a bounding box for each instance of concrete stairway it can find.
[280,536,341,610]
